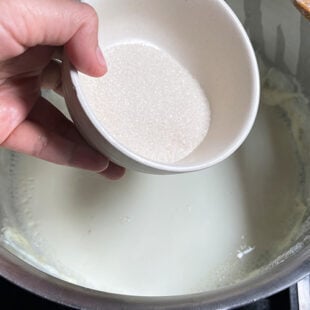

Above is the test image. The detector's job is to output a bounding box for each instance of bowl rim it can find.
[69,0,260,173]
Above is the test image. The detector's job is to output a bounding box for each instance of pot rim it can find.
[0,245,309,309]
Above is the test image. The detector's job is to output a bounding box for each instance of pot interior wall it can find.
[226,0,310,244]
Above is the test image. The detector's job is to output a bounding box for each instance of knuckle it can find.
[79,3,99,26]
[0,104,20,145]
[31,133,49,158]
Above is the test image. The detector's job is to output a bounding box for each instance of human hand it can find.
[0,0,125,180]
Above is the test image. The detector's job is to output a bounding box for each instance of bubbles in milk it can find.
[79,42,211,164]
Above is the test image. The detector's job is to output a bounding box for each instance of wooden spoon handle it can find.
[293,0,310,20]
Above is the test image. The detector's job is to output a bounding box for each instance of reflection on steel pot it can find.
[0,0,309,309]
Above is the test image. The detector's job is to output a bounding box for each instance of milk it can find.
[2,90,303,296]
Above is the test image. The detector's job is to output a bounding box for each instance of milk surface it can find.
[4,92,302,296]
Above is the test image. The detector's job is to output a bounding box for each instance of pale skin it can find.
[0,0,125,180]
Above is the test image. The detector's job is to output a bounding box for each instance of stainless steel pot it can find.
[0,0,309,309]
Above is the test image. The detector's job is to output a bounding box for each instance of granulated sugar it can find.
[79,42,211,164]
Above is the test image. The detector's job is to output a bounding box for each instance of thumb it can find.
[0,0,106,77]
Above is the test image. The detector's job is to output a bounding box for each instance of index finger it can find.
[0,0,106,77]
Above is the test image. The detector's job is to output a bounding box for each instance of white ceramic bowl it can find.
[62,0,260,174]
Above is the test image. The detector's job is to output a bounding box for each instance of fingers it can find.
[0,46,56,80]
[28,97,126,179]
[0,76,40,144]
[28,96,84,143]
[1,118,110,171]
[64,4,107,76]
[0,0,124,179]
[100,162,126,180]
[0,0,106,77]
[41,60,63,96]
[0,74,124,179]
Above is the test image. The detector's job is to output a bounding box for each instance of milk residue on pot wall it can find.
[258,54,310,248]
[0,58,309,296]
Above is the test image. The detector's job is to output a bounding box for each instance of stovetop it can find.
[1,275,308,309]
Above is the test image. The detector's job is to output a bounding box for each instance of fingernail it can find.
[99,162,126,180]
[96,46,107,70]
[70,145,109,172]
